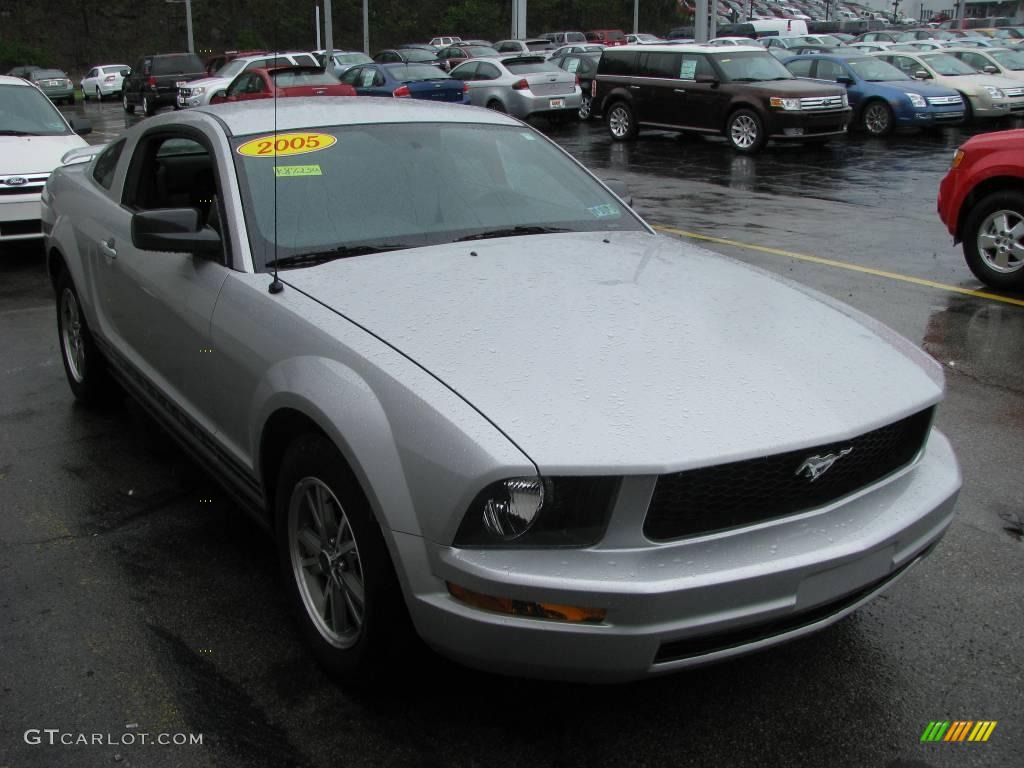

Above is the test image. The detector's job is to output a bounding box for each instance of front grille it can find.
[1004,87,1024,97]
[927,95,962,106]
[933,111,964,121]
[799,95,844,111]
[0,173,48,196]
[178,87,193,98]
[643,408,934,541]
[0,219,42,237]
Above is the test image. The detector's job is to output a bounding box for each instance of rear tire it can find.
[142,94,154,116]
[579,94,592,121]
[606,101,638,141]
[962,191,1024,290]
[726,108,765,153]
[123,93,134,114]
[485,99,506,113]
[95,87,102,102]
[275,433,411,684]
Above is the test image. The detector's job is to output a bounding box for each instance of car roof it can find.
[193,97,517,136]
[611,43,766,53]
[0,75,32,86]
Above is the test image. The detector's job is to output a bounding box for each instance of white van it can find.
[747,18,809,37]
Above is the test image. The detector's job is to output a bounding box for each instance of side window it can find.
[226,74,251,96]
[253,74,270,93]
[451,48,465,58]
[87,68,98,79]
[373,70,386,87]
[451,62,478,80]
[642,52,682,78]
[340,67,362,85]
[360,69,378,88]
[677,54,712,79]
[815,60,845,81]
[476,63,500,80]
[92,139,126,191]
[892,56,919,75]
[563,57,581,74]
[786,58,814,77]
[598,51,639,76]
[960,53,986,70]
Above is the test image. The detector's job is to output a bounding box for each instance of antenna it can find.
[269,20,283,294]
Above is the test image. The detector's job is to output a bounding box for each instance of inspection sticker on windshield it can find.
[588,204,620,218]
[274,165,322,177]
[237,132,337,158]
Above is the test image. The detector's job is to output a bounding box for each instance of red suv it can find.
[586,29,627,46]
[938,129,1024,290]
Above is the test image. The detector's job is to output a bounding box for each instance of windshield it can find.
[0,84,71,135]
[714,51,793,81]
[232,123,644,270]
[216,59,248,79]
[921,53,980,75]
[847,57,909,81]
[272,70,340,87]
[397,49,437,62]
[389,64,450,81]
[990,49,1024,70]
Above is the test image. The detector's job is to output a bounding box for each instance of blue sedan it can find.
[339,62,468,104]
[783,53,965,135]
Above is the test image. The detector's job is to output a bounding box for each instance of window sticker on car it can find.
[274,165,323,177]
[236,132,337,158]
[679,59,697,79]
[519,132,536,141]
[587,204,620,218]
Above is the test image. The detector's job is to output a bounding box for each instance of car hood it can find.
[873,79,964,97]
[283,231,943,473]
[933,72,1024,92]
[183,75,230,89]
[0,134,88,175]
[741,78,847,97]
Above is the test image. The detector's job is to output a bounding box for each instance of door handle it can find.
[629,85,640,89]
[100,238,117,259]
[674,89,687,93]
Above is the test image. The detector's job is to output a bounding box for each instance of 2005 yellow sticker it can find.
[236,132,337,158]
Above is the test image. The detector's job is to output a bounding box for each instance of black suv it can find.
[122,53,206,116]
[593,45,853,153]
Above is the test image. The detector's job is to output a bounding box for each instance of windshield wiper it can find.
[266,243,407,269]
[0,130,41,136]
[456,225,570,242]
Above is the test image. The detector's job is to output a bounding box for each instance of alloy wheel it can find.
[60,288,86,383]
[864,103,891,135]
[579,95,592,120]
[288,477,366,649]
[730,114,758,149]
[609,106,631,138]
[976,209,1024,274]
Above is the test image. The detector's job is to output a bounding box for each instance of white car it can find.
[80,64,129,101]
[0,75,90,244]
[177,52,320,108]
[429,36,461,47]
[625,33,664,45]
[709,36,757,46]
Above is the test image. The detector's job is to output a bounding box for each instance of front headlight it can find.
[984,85,1004,99]
[841,92,849,107]
[906,92,927,108]
[769,96,801,111]
[192,86,206,96]
[455,476,619,547]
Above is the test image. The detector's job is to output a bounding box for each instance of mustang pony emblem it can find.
[795,447,854,482]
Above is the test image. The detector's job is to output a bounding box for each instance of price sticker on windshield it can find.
[236,132,337,158]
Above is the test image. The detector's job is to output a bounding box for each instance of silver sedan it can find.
[451,55,582,119]
[42,99,959,683]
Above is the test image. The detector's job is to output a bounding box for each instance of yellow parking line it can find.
[652,224,1024,309]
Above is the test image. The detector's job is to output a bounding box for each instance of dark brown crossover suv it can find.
[593,44,853,152]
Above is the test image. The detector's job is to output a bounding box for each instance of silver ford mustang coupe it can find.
[41,99,960,683]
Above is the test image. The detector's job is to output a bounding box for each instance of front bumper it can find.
[969,93,1024,118]
[766,107,852,139]
[395,429,960,682]
[895,105,965,126]
[507,89,583,119]
[1,197,44,241]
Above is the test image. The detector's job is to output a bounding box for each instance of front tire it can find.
[606,101,638,141]
[726,108,765,153]
[275,434,409,682]
[962,191,1024,290]
[862,100,894,136]
[56,271,113,405]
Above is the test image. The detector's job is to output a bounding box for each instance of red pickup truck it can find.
[937,129,1024,290]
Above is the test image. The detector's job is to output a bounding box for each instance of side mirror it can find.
[983,64,998,74]
[69,117,92,136]
[209,89,228,104]
[131,208,222,255]
[694,73,718,84]
[836,75,855,86]
[914,69,931,79]
[604,179,633,207]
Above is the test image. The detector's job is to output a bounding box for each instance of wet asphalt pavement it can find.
[1,100,1022,768]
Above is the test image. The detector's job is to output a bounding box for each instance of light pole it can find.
[633,0,639,34]
[165,0,195,54]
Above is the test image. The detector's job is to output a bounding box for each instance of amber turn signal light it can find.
[447,582,606,624]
